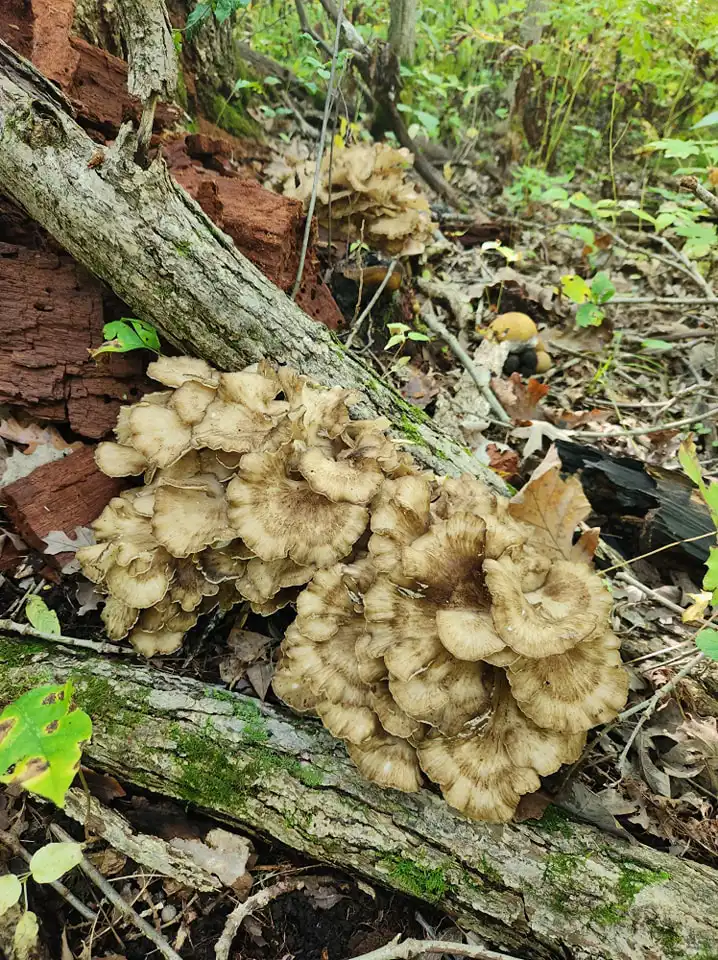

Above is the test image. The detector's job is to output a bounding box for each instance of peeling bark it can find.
[115,0,177,102]
[2,640,718,960]
[0,40,500,486]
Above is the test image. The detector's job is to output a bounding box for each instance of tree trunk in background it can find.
[3,640,718,960]
[389,0,418,63]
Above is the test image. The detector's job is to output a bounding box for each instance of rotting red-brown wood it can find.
[0,244,150,438]
[1,445,124,562]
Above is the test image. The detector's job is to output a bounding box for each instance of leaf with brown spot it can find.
[0,680,92,807]
[509,458,591,559]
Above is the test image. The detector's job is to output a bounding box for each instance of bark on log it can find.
[115,0,177,102]
[0,40,500,486]
[2,639,718,960]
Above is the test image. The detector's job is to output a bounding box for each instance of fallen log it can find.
[2,638,718,960]
[0,40,495,485]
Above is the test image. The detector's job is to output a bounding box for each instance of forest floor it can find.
[2,8,718,960]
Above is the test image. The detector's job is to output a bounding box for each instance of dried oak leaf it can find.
[509,456,590,560]
[490,374,550,421]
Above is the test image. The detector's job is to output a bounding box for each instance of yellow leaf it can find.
[443,162,454,182]
[682,591,712,623]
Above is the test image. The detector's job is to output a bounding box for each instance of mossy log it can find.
[0,40,497,488]
[2,638,718,960]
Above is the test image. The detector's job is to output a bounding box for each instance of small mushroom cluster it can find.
[282,142,435,257]
[82,357,628,821]
[78,357,412,656]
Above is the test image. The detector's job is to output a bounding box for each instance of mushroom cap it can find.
[294,560,372,642]
[101,597,139,640]
[417,677,584,821]
[363,577,443,681]
[296,445,385,505]
[278,621,371,709]
[227,450,368,567]
[505,631,629,732]
[484,557,612,657]
[535,350,552,374]
[146,356,220,388]
[77,541,117,584]
[129,403,192,469]
[433,474,499,521]
[389,651,490,735]
[196,542,249,583]
[370,683,423,739]
[487,312,538,344]
[130,628,185,657]
[152,475,230,558]
[355,631,387,684]
[238,557,315,604]
[171,558,220,611]
[435,607,504,661]
[105,547,172,608]
[347,732,422,792]
[272,647,320,714]
[316,701,380,744]
[95,442,147,477]
[169,380,217,425]
[191,396,285,454]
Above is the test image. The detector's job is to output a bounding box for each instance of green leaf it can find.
[648,138,701,159]
[407,332,431,341]
[695,627,718,660]
[561,274,591,304]
[702,482,718,527]
[541,187,569,203]
[679,436,704,486]
[13,910,39,958]
[693,111,718,129]
[641,339,673,351]
[591,272,616,304]
[92,319,160,357]
[703,546,718,592]
[563,225,595,247]
[413,110,440,137]
[0,875,22,917]
[0,681,92,807]
[186,2,212,38]
[25,597,60,636]
[576,303,604,327]
[29,842,83,884]
[569,192,596,213]
[385,334,406,349]
[214,0,239,22]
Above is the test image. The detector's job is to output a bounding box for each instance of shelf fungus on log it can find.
[81,357,629,822]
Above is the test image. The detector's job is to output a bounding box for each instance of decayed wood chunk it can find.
[0,245,149,438]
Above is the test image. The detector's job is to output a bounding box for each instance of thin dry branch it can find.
[215,878,308,960]
[50,824,184,960]
[680,175,718,216]
[345,936,521,960]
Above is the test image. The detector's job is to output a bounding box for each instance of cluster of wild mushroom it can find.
[81,357,628,821]
[281,142,435,256]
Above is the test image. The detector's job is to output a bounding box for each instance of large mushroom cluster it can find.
[81,358,629,821]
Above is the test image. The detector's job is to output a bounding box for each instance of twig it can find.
[679,175,718,216]
[50,824,184,960]
[291,0,345,299]
[618,652,705,723]
[344,260,398,350]
[610,296,718,306]
[343,935,521,960]
[215,878,308,960]
[280,91,319,140]
[419,309,511,423]
[0,828,97,923]
[0,619,131,655]
[295,0,333,57]
[566,403,718,440]
[614,571,687,617]
[655,235,714,298]
[583,225,703,290]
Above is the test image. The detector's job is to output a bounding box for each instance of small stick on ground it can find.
[215,877,308,960]
[567,403,718,440]
[50,823,184,960]
[344,260,398,350]
[0,828,97,923]
[344,934,522,960]
[0,620,131,656]
[419,306,511,424]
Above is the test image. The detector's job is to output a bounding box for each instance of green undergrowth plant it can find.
[677,437,718,661]
[90,319,161,358]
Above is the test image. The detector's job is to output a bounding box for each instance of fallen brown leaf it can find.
[509,457,591,559]
[485,443,520,480]
[491,373,550,420]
